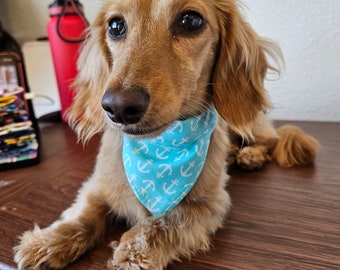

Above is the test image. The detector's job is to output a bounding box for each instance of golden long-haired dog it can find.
[14,0,318,269]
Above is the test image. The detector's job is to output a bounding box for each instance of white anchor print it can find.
[140,180,156,195]
[128,173,137,183]
[195,139,205,157]
[196,161,205,177]
[133,142,149,155]
[190,116,201,131]
[180,161,195,177]
[137,159,153,173]
[156,164,173,179]
[124,153,132,167]
[175,148,189,162]
[197,161,205,168]
[147,196,162,213]
[172,137,190,147]
[150,136,164,145]
[156,147,171,160]
[184,183,194,189]
[204,111,210,128]
[166,184,195,206]
[166,121,183,134]
[163,179,179,195]
[168,191,188,207]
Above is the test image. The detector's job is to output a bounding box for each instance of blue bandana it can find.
[123,107,217,216]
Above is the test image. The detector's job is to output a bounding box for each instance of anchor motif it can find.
[137,159,153,173]
[172,137,190,147]
[140,180,156,195]
[156,164,173,179]
[195,161,206,178]
[156,147,171,160]
[175,148,189,162]
[147,196,162,213]
[133,142,149,155]
[168,191,189,207]
[184,182,194,189]
[204,111,211,128]
[124,153,132,167]
[195,139,205,157]
[163,179,179,195]
[150,136,164,145]
[166,121,183,134]
[197,161,205,170]
[180,161,195,177]
[127,173,137,183]
[190,116,201,131]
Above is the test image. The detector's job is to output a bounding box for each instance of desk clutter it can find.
[0,86,39,167]
[0,21,40,170]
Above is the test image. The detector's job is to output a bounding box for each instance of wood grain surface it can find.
[0,120,339,270]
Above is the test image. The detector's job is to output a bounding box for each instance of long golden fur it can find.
[14,0,318,269]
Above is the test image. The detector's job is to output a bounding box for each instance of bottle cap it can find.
[49,0,81,8]
[49,0,83,16]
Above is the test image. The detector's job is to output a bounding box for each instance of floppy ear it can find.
[212,2,282,139]
[67,14,110,142]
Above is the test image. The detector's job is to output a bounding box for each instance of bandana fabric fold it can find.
[122,107,217,216]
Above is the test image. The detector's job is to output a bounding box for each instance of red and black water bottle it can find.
[47,0,89,121]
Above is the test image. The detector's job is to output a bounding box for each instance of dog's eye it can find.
[173,11,205,36]
[108,17,127,40]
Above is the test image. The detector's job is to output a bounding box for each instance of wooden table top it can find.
[0,120,339,270]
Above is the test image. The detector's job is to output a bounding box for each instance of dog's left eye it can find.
[108,17,127,40]
[173,11,205,36]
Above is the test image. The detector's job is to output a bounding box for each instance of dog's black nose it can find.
[101,86,150,125]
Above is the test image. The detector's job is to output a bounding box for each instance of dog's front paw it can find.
[14,223,90,270]
[107,238,160,270]
[237,146,270,170]
[14,226,65,270]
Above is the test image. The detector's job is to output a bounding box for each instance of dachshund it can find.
[14,0,318,269]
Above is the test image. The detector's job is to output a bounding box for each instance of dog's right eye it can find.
[173,11,205,37]
[108,17,127,40]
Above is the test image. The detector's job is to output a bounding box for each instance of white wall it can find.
[1,0,339,122]
[242,0,340,122]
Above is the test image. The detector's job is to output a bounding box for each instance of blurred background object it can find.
[0,0,339,122]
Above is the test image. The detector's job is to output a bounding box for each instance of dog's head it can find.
[69,0,281,141]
